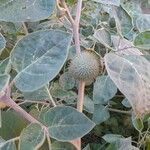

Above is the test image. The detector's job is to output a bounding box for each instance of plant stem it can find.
[73,25,81,55]
[6,136,20,143]
[108,108,131,115]
[61,0,82,55]
[58,1,84,149]
[22,22,28,35]
[46,132,52,149]
[77,81,85,112]
[75,0,83,25]
[47,88,57,107]
[75,81,85,149]
[72,1,83,149]
[61,0,75,25]
[72,0,83,55]
[5,97,42,125]
[17,99,50,106]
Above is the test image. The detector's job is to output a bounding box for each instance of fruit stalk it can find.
[73,1,83,150]
[77,81,85,113]
[60,1,84,149]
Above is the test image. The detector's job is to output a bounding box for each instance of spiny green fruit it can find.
[69,50,101,82]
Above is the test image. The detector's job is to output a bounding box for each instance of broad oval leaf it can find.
[131,113,144,132]
[19,123,45,150]
[92,104,110,124]
[134,31,150,50]
[0,110,28,140]
[93,28,112,49]
[121,98,131,108]
[102,134,124,143]
[40,106,95,141]
[84,96,94,114]
[113,6,133,36]
[93,75,117,104]
[136,15,150,32]
[51,141,76,150]
[0,0,56,22]
[0,74,10,93]
[104,53,150,117]
[111,35,143,55]
[23,86,50,101]
[0,58,11,75]
[0,33,6,54]
[11,30,72,92]
[118,137,138,150]
[50,82,77,104]
[121,0,142,18]
[92,0,120,6]
[59,72,75,90]
[0,140,17,150]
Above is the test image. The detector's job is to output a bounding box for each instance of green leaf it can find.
[92,0,120,6]
[84,96,94,114]
[104,53,150,116]
[0,140,17,150]
[0,58,11,74]
[83,144,91,150]
[11,30,72,92]
[0,74,10,93]
[92,105,110,124]
[19,123,45,150]
[0,136,5,143]
[0,110,28,140]
[51,141,76,150]
[134,31,150,50]
[40,106,95,141]
[59,72,75,90]
[132,113,144,131]
[117,137,138,150]
[0,22,18,34]
[122,98,131,108]
[121,0,142,19]
[102,134,124,143]
[93,75,117,104]
[23,86,50,101]
[106,143,117,150]
[113,6,133,35]
[0,110,1,128]
[51,82,77,104]
[66,0,76,5]
[0,33,6,54]
[111,35,142,55]
[136,15,150,32]
[0,0,56,22]
[94,29,112,49]
[141,0,150,14]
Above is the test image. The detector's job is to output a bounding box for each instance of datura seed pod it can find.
[69,50,102,82]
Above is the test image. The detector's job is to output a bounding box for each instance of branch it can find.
[60,0,82,55]
[4,97,42,125]
[17,99,50,106]
[22,22,28,35]
[108,108,131,115]
[73,0,83,55]
[75,0,83,25]
[61,0,75,25]
[68,1,83,149]
[0,88,51,144]
[77,81,85,112]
